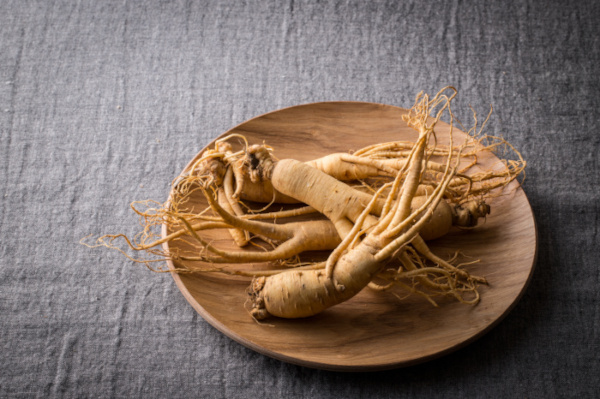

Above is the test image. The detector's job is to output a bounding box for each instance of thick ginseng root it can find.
[270,159,384,238]
[228,143,498,242]
[186,128,523,231]
[248,87,470,319]
[249,235,381,319]
[306,153,398,180]
[217,186,248,247]
[225,145,387,239]
[247,184,459,319]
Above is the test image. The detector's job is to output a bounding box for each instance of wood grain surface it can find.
[162,102,537,371]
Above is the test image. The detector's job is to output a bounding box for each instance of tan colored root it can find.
[410,235,487,284]
[306,153,398,180]
[247,87,487,319]
[367,240,481,306]
[177,214,340,265]
[324,182,391,279]
[218,186,248,247]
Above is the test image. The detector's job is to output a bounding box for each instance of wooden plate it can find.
[163,102,537,371]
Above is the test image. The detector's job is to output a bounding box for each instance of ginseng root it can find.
[248,87,480,319]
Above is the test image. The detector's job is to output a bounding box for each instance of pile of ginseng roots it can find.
[90,88,525,320]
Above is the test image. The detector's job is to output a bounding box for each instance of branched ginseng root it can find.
[246,87,478,319]
[86,87,526,320]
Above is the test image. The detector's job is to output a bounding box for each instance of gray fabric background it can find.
[1,0,599,397]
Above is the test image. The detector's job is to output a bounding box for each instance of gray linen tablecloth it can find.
[2,0,599,397]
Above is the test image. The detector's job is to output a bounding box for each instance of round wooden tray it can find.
[163,102,537,371]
